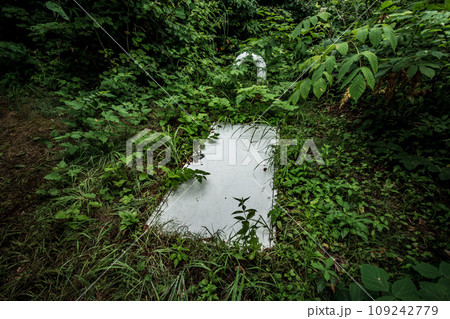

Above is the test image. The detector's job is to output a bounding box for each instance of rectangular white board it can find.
[148,124,277,247]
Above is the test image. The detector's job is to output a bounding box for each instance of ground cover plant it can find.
[0,0,449,300]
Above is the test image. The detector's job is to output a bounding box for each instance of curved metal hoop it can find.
[234,52,267,83]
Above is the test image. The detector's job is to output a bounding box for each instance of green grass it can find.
[1,94,447,301]
[1,0,449,301]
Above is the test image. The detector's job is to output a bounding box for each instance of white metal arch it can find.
[234,52,267,83]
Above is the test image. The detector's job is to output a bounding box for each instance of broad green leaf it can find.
[299,55,321,73]
[428,164,441,173]
[292,23,303,38]
[324,55,336,73]
[392,278,419,300]
[382,49,400,70]
[361,51,378,74]
[397,154,427,170]
[317,12,330,21]
[44,172,62,181]
[48,188,59,196]
[439,277,450,289]
[323,71,333,86]
[336,42,348,56]
[45,1,69,20]
[349,74,366,101]
[311,262,324,270]
[379,1,394,10]
[440,262,450,278]
[55,210,70,219]
[57,160,67,168]
[383,25,398,51]
[88,201,102,208]
[361,66,375,89]
[55,208,80,219]
[337,54,359,82]
[361,264,390,292]
[288,89,301,106]
[299,78,312,99]
[349,283,367,301]
[313,78,327,99]
[419,65,435,79]
[356,28,368,43]
[430,51,446,59]
[310,16,318,26]
[340,68,360,90]
[413,263,440,279]
[377,296,396,301]
[407,65,418,79]
[323,44,336,56]
[312,65,325,82]
[369,28,383,47]
[419,282,449,301]
[303,19,310,31]
[325,258,334,268]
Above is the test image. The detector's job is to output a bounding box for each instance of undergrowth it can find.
[0,0,449,300]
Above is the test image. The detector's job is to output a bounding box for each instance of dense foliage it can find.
[0,0,449,300]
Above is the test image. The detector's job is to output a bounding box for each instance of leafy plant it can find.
[311,257,339,288]
[118,210,140,231]
[162,167,210,190]
[338,262,450,301]
[1,0,449,302]
[231,197,263,259]
[169,238,190,268]
[291,1,449,105]
[54,206,89,225]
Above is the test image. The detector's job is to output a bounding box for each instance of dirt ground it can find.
[0,97,61,218]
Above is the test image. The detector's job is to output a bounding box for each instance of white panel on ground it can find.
[148,124,277,247]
